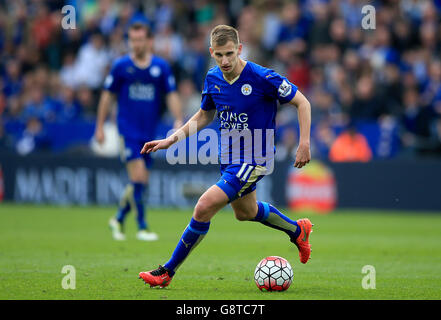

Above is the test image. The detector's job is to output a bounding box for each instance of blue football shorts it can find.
[119,135,153,168]
[215,163,267,202]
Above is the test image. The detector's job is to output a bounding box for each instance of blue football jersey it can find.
[200,61,298,167]
[104,54,176,141]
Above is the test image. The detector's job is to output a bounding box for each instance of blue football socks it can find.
[115,182,148,230]
[133,182,147,230]
[116,202,131,224]
[164,217,210,276]
[252,201,300,240]
[116,184,133,224]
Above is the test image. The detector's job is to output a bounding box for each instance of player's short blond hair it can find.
[210,25,239,47]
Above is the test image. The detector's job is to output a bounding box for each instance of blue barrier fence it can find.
[1,152,440,211]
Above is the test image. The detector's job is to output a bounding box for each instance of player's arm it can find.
[141,108,216,154]
[94,90,116,145]
[166,91,184,128]
[289,90,311,168]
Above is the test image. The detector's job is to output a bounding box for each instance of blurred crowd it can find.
[1,0,441,160]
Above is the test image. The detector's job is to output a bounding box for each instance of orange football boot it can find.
[139,265,173,288]
[293,218,313,264]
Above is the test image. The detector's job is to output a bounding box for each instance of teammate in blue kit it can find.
[94,20,183,241]
[138,25,312,287]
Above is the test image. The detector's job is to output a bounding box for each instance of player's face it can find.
[128,29,152,57]
[210,40,242,76]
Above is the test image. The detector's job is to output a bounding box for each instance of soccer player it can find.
[94,21,183,241]
[138,25,312,286]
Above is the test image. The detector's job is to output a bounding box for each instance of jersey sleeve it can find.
[200,77,216,111]
[262,69,298,104]
[103,62,122,93]
[161,61,177,94]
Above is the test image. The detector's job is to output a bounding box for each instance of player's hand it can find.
[141,137,176,154]
[94,127,105,145]
[294,142,311,169]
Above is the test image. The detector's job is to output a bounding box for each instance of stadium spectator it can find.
[236,6,261,63]
[0,0,440,158]
[259,0,283,52]
[153,24,184,66]
[154,0,175,33]
[56,86,83,123]
[108,26,127,61]
[337,82,355,117]
[0,92,5,115]
[72,32,111,89]
[434,118,441,154]
[31,3,56,51]
[329,18,348,54]
[275,126,298,162]
[329,126,373,162]
[21,86,58,123]
[307,0,331,49]
[312,119,336,160]
[59,52,77,88]
[0,120,13,152]
[391,18,416,54]
[339,0,364,29]
[287,54,310,93]
[178,32,209,90]
[76,85,97,119]
[4,95,22,120]
[177,78,201,120]
[277,2,309,44]
[310,87,341,123]
[351,75,382,120]
[2,59,22,98]
[97,0,120,37]
[377,60,403,118]
[15,117,50,155]
[421,59,441,108]
[401,86,439,155]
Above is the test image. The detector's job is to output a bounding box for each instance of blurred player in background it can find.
[94,19,183,241]
[138,25,312,287]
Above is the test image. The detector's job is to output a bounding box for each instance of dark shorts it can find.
[119,135,153,168]
[215,163,267,202]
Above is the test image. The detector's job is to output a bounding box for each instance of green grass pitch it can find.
[0,204,440,300]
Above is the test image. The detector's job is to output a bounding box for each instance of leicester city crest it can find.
[241,84,252,96]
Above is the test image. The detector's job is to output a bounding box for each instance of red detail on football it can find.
[254,256,293,292]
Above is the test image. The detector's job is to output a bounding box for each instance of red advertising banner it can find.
[286,161,337,213]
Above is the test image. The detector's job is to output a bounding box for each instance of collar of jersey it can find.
[130,54,153,70]
[221,61,248,85]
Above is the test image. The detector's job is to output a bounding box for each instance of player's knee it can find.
[128,162,149,183]
[131,172,148,184]
[234,208,254,221]
[193,199,214,222]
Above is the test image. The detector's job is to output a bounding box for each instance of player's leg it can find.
[125,157,158,241]
[139,185,229,287]
[109,137,135,240]
[110,160,148,240]
[163,185,228,273]
[215,164,311,254]
[115,184,133,223]
[114,159,148,226]
[110,136,156,241]
[231,190,300,238]
[126,158,149,229]
[230,190,258,220]
[110,136,136,239]
[109,183,133,240]
[231,186,313,264]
